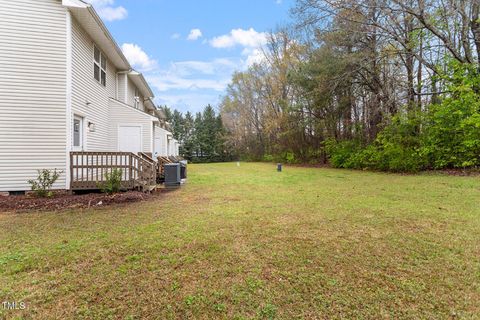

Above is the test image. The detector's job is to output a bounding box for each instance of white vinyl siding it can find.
[154,125,169,157]
[127,79,145,111]
[0,0,67,192]
[169,140,180,157]
[117,73,127,103]
[109,99,154,153]
[71,17,117,151]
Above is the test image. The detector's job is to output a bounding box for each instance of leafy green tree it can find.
[423,62,480,169]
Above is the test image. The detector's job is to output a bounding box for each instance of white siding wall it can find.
[71,17,117,151]
[127,78,135,108]
[126,78,145,111]
[109,99,153,153]
[0,0,67,192]
[117,73,127,103]
[154,126,169,156]
[138,96,145,111]
[168,140,179,157]
[174,141,180,157]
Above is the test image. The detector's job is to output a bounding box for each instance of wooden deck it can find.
[70,152,156,191]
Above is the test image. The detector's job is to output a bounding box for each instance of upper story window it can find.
[134,88,140,109]
[94,45,107,86]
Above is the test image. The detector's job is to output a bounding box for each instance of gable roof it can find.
[63,0,130,70]
[62,0,156,100]
[128,71,155,99]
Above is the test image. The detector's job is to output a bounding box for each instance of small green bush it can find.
[284,151,297,164]
[28,169,62,198]
[324,139,362,168]
[262,154,275,162]
[99,169,123,194]
[325,61,480,173]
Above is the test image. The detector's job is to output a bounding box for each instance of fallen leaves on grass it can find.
[0,191,153,213]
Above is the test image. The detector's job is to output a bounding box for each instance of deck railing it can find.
[132,153,156,188]
[70,151,156,191]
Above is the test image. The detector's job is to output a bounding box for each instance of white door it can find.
[154,138,162,157]
[118,126,142,153]
[73,115,84,151]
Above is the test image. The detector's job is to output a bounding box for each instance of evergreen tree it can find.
[171,110,184,141]
[193,112,204,159]
[202,105,218,161]
[182,112,195,160]
[161,106,173,123]
[159,104,233,163]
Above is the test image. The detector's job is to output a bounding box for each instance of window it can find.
[73,115,84,149]
[134,88,140,109]
[94,45,107,86]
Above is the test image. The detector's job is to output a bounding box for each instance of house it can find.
[153,110,180,159]
[0,0,178,193]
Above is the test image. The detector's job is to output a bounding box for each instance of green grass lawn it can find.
[1,163,479,319]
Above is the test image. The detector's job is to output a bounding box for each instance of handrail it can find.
[138,152,155,163]
[132,153,156,187]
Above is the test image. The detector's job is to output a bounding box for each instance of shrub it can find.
[284,151,297,164]
[324,61,480,173]
[422,62,480,169]
[28,169,62,198]
[262,154,275,162]
[344,144,378,170]
[99,169,123,194]
[324,139,362,168]
[371,115,428,172]
[325,115,428,173]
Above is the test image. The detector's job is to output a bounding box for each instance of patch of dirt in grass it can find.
[0,191,157,213]
[288,163,480,176]
[287,162,330,168]
[428,168,480,176]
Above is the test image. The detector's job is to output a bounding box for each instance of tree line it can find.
[162,105,235,163]
[219,0,480,172]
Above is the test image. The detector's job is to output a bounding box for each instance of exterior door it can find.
[118,125,142,153]
[154,137,162,157]
[73,115,84,151]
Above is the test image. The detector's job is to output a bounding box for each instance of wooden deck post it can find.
[70,152,74,190]
[129,153,133,189]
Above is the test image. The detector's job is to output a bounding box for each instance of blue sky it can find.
[87,0,294,114]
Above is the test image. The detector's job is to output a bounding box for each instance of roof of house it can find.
[62,0,155,100]
[128,71,155,100]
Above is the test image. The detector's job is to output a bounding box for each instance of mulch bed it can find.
[0,191,155,213]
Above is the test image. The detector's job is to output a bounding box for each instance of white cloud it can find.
[210,28,268,49]
[242,48,266,67]
[187,29,203,41]
[155,93,221,113]
[121,43,157,71]
[145,56,263,112]
[171,59,237,76]
[171,33,181,40]
[276,0,283,4]
[147,58,238,92]
[85,0,114,5]
[150,75,230,92]
[85,0,128,21]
